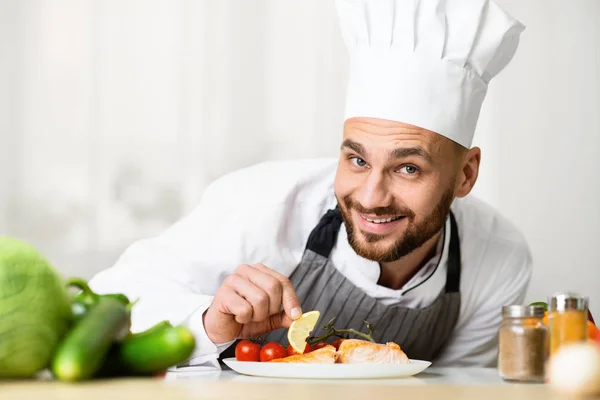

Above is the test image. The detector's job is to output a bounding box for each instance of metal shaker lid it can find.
[549,292,589,311]
[502,305,546,318]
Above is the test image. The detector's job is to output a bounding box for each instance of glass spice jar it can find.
[498,305,548,382]
[549,292,589,356]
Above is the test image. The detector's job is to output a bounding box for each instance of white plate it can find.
[222,358,432,379]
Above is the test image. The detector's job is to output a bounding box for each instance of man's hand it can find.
[203,264,302,344]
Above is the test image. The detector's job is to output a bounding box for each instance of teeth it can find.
[365,216,401,224]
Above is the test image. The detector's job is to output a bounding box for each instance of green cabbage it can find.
[0,237,73,378]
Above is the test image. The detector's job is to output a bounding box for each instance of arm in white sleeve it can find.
[88,177,257,368]
[433,243,533,367]
[88,160,329,368]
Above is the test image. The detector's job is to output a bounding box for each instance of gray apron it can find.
[221,207,461,362]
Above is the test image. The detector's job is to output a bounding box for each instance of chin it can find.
[349,232,406,263]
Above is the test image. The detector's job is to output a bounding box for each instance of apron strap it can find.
[445,211,461,293]
[305,207,343,258]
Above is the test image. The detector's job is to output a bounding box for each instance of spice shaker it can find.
[498,305,548,382]
[549,292,588,356]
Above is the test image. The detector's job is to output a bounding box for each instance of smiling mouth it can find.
[361,215,405,224]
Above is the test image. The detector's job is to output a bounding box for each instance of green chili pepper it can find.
[103,293,131,305]
[66,277,130,320]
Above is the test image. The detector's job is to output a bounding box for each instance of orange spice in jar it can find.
[549,293,589,356]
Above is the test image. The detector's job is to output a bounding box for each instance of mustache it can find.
[342,195,415,219]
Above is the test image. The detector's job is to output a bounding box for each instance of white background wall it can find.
[0,0,598,316]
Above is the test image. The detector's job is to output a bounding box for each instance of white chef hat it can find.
[336,0,525,148]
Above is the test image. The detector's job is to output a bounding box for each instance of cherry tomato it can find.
[287,343,313,356]
[260,342,288,362]
[312,342,329,351]
[332,339,345,350]
[235,339,261,362]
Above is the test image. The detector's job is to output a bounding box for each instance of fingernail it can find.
[291,307,302,319]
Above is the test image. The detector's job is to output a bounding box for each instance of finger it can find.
[218,286,254,325]
[235,264,283,316]
[224,274,270,322]
[239,310,293,339]
[250,264,302,320]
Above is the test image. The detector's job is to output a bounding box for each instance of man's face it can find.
[334,117,464,263]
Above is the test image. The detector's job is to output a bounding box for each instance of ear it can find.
[454,147,481,198]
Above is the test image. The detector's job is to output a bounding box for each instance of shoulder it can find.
[451,195,533,287]
[452,195,531,255]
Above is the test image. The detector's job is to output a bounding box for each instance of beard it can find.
[337,185,455,263]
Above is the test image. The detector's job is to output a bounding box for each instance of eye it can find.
[399,165,419,175]
[350,157,367,168]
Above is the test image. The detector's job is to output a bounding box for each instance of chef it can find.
[89,0,532,368]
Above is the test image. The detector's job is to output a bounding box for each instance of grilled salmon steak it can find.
[336,339,410,364]
[270,345,336,364]
[268,340,410,364]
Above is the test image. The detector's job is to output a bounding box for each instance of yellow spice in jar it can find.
[549,310,588,356]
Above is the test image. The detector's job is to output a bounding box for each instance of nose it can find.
[355,170,393,211]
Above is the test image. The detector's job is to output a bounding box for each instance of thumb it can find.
[268,310,294,331]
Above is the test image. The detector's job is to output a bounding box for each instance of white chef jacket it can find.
[88,158,532,368]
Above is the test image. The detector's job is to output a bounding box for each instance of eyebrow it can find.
[341,139,365,156]
[390,147,433,164]
[341,139,433,164]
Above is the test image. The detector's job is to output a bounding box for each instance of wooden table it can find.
[0,367,576,399]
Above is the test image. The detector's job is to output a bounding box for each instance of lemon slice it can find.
[287,310,321,354]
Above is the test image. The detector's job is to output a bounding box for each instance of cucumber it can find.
[99,322,196,376]
[50,296,130,382]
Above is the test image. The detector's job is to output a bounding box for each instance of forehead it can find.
[342,117,447,153]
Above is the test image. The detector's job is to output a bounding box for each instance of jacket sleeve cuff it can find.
[180,300,236,366]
